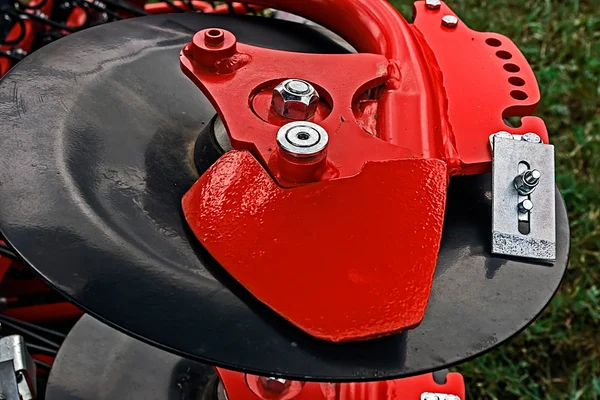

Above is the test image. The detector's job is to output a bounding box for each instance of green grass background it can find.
[388,0,599,399]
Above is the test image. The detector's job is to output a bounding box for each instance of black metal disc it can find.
[0,13,569,381]
[46,315,218,400]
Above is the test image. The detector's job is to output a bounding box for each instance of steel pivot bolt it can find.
[425,0,441,10]
[514,169,541,195]
[272,79,320,120]
[277,121,328,160]
[441,15,459,28]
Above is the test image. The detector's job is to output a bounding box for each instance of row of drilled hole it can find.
[485,38,528,101]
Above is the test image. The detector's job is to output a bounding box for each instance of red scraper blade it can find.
[183,150,447,342]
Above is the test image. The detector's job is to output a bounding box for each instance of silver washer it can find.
[277,121,328,158]
[286,126,320,148]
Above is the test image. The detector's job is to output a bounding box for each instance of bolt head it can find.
[441,15,459,28]
[519,199,534,213]
[522,132,542,143]
[494,131,513,140]
[421,394,461,400]
[272,79,319,120]
[260,377,289,393]
[425,0,441,10]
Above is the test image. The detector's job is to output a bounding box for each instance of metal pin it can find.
[518,199,534,213]
[514,169,541,195]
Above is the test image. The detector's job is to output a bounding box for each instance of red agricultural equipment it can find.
[0,0,568,399]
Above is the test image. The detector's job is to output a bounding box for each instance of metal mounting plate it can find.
[492,137,556,260]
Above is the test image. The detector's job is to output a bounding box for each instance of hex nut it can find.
[272,79,319,120]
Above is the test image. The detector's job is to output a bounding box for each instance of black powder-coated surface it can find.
[46,315,216,400]
[0,13,569,380]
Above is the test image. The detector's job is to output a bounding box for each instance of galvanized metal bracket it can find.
[0,335,36,400]
[491,135,556,261]
[0,360,20,400]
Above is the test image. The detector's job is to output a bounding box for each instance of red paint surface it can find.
[200,0,448,165]
[181,0,547,340]
[218,368,466,400]
[183,151,447,341]
[0,255,11,282]
[181,39,410,185]
[412,1,548,173]
[65,7,88,30]
[181,0,548,174]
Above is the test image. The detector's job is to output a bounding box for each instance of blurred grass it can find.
[388,0,600,398]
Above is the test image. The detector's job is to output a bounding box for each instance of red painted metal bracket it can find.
[180,34,413,184]
[180,0,548,341]
[412,1,548,174]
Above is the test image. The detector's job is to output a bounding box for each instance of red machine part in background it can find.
[0,246,83,376]
[220,368,466,400]
[0,0,54,76]
[0,1,263,78]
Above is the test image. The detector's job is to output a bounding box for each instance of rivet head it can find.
[425,0,441,10]
[441,15,459,28]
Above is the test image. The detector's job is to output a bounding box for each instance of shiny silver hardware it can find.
[491,135,556,260]
[0,335,36,400]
